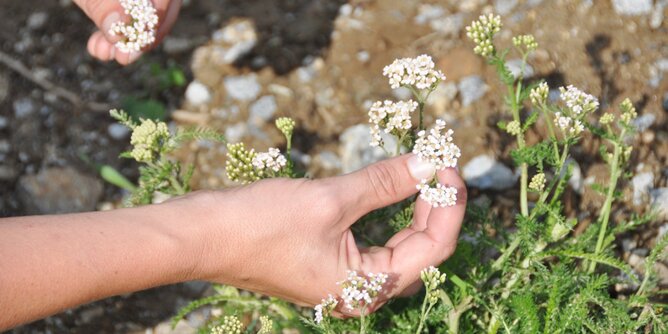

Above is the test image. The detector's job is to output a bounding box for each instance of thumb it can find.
[73,0,124,42]
[331,154,436,219]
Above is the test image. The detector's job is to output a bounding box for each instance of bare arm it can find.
[0,154,466,330]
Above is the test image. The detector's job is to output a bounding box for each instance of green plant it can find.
[111,13,667,334]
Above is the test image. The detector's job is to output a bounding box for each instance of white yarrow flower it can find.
[417,179,458,207]
[382,55,446,90]
[337,270,388,311]
[412,119,461,170]
[109,0,159,53]
[314,294,338,324]
[252,147,287,172]
[368,100,418,147]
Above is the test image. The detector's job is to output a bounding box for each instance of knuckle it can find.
[312,182,345,221]
[84,0,106,17]
[364,162,402,200]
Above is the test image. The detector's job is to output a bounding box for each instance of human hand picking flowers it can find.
[73,0,181,64]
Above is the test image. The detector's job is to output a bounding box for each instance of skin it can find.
[0,154,466,330]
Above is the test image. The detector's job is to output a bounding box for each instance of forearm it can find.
[0,193,214,330]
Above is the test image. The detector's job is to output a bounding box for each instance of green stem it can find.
[359,308,366,334]
[509,81,529,217]
[416,296,429,334]
[588,135,624,273]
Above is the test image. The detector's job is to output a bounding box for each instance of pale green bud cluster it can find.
[211,316,244,334]
[599,113,615,125]
[225,143,264,184]
[619,98,637,124]
[550,218,574,242]
[529,173,546,192]
[420,266,446,304]
[258,316,273,334]
[530,82,549,106]
[129,119,169,162]
[275,117,296,139]
[465,14,502,57]
[506,120,521,136]
[512,34,538,52]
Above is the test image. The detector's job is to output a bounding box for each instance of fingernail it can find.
[102,12,121,35]
[407,155,435,180]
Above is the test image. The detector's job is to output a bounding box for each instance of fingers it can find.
[331,154,435,220]
[73,0,123,40]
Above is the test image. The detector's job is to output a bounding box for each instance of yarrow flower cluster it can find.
[382,55,446,89]
[258,316,273,334]
[465,14,502,57]
[252,148,287,173]
[420,266,447,304]
[211,316,244,334]
[553,85,599,136]
[368,100,418,147]
[129,118,169,162]
[275,117,296,139]
[338,270,388,311]
[314,294,338,324]
[413,119,461,170]
[226,143,263,183]
[619,98,637,124]
[512,34,538,52]
[417,180,458,207]
[529,173,546,192]
[109,0,159,53]
[530,82,549,106]
[506,120,521,136]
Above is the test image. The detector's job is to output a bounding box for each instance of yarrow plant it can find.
[109,0,159,53]
[110,13,667,334]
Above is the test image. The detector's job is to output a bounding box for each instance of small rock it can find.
[0,71,8,104]
[462,155,518,190]
[249,95,277,125]
[185,81,212,106]
[566,159,584,194]
[430,14,464,36]
[632,172,654,206]
[0,139,10,154]
[506,59,535,79]
[154,320,196,334]
[357,50,370,63]
[632,248,649,257]
[650,1,666,29]
[495,0,518,15]
[27,12,48,30]
[107,123,130,140]
[414,4,445,25]
[662,93,668,112]
[211,19,257,64]
[339,124,395,173]
[0,165,17,181]
[650,188,668,220]
[621,238,637,253]
[224,122,247,143]
[224,74,261,102]
[632,114,656,132]
[458,75,487,107]
[13,98,37,118]
[612,0,653,15]
[316,151,342,170]
[17,167,103,214]
[163,37,194,54]
[0,116,7,130]
[77,306,104,324]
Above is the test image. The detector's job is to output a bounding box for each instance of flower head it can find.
[226,143,263,183]
[275,117,296,139]
[530,82,549,106]
[109,0,159,53]
[129,118,169,162]
[619,98,637,124]
[420,266,447,304]
[258,316,273,334]
[413,119,461,170]
[211,316,244,334]
[417,180,458,208]
[466,14,502,57]
[552,85,598,136]
[368,100,418,147]
[599,113,615,125]
[252,148,287,173]
[338,270,388,311]
[382,55,446,90]
[506,120,521,136]
[512,34,538,52]
[314,294,338,324]
[529,173,546,192]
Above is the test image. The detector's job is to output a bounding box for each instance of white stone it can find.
[414,4,445,25]
[13,98,36,118]
[650,188,668,220]
[506,59,535,79]
[224,75,261,101]
[224,122,247,143]
[107,123,130,140]
[632,172,654,206]
[495,0,518,15]
[185,81,212,106]
[0,116,7,130]
[27,12,48,30]
[462,155,518,190]
[612,0,652,16]
[430,14,465,36]
[458,75,487,107]
[339,124,396,173]
[317,151,342,170]
[632,114,656,132]
[249,95,277,125]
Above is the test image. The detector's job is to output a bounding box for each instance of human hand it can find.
[192,154,467,315]
[73,0,182,65]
